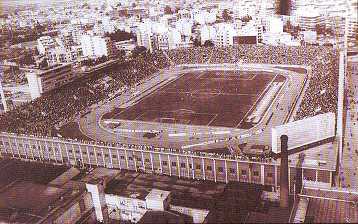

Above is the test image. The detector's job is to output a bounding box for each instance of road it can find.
[340,64,358,189]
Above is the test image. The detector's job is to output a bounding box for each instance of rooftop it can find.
[299,187,358,223]
[288,140,337,171]
[104,170,226,209]
[0,181,66,223]
[138,210,190,224]
[145,189,171,201]
[81,167,120,185]
[0,158,68,188]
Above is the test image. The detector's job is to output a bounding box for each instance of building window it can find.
[162,161,168,166]
[136,157,141,161]
[171,162,177,167]
[128,157,133,161]
[180,163,186,168]
[120,156,125,159]
[253,171,259,177]
[267,173,273,178]
[207,165,212,171]
[241,170,247,176]
[196,164,201,170]
[218,167,224,173]
[112,155,117,159]
[229,168,235,174]
[145,159,150,163]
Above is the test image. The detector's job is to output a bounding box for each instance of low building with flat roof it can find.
[0,159,95,224]
[24,63,73,99]
[291,185,358,223]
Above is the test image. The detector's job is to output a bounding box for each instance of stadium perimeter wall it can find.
[272,113,336,153]
[0,133,335,192]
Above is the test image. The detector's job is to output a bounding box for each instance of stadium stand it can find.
[0,51,170,136]
[0,45,338,142]
[166,45,339,121]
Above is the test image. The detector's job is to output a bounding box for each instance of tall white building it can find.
[46,46,83,65]
[136,22,153,50]
[37,36,56,55]
[200,25,217,45]
[93,16,115,36]
[80,35,113,58]
[232,0,259,19]
[214,23,236,47]
[193,9,217,25]
[294,7,324,31]
[266,17,284,34]
[346,0,358,47]
[25,64,73,99]
[175,18,193,37]
[291,0,357,46]
[136,21,184,52]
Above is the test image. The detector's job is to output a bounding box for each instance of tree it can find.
[118,9,128,17]
[192,38,201,47]
[116,49,126,58]
[203,40,214,47]
[82,3,90,9]
[164,6,173,14]
[101,3,107,11]
[283,20,293,33]
[131,46,147,58]
[222,9,232,22]
[241,15,252,23]
[175,7,181,14]
[38,59,48,69]
[105,30,134,42]
[19,52,35,65]
[325,27,333,36]
[315,24,326,35]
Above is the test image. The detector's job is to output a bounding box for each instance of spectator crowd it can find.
[0,45,339,160]
[166,45,339,121]
[0,50,170,136]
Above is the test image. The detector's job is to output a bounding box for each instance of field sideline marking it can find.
[236,73,277,128]
[207,114,218,126]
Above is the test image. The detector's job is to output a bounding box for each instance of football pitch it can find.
[104,70,284,129]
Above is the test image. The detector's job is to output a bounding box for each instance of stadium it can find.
[0,45,341,193]
[83,62,304,153]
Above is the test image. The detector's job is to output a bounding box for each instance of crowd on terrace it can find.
[166,45,339,120]
[0,51,170,136]
[0,45,339,154]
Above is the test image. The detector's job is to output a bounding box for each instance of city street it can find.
[340,65,358,188]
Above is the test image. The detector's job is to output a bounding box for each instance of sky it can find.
[1,0,72,8]
[0,0,74,12]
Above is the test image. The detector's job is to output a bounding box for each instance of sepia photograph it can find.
[0,0,357,223]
